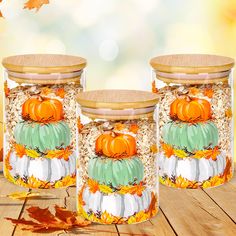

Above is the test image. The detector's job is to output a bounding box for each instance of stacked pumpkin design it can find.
[5,96,76,188]
[79,131,155,224]
[159,96,230,188]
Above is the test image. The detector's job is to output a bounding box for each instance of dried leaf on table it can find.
[5,205,91,233]
[2,191,56,200]
[24,0,49,11]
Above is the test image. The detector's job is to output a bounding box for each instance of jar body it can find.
[3,71,85,188]
[76,109,159,224]
[152,71,234,188]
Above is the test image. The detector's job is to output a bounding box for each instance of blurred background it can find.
[0,0,235,160]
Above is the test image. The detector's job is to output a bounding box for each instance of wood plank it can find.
[117,210,176,236]
[13,187,68,236]
[203,167,236,223]
[0,176,29,236]
[65,186,118,235]
[160,184,236,236]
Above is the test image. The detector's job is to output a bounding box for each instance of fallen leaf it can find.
[6,205,90,233]
[4,191,55,200]
[24,0,49,11]
[0,148,3,162]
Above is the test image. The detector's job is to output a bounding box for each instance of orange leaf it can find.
[45,147,72,161]
[24,0,49,11]
[77,117,84,132]
[55,88,66,98]
[189,87,199,95]
[129,124,139,134]
[161,143,174,158]
[203,88,214,98]
[152,81,158,93]
[14,144,26,158]
[40,87,52,96]
[114,123,125,131]
[4,81,10,97]
[225,108,232,118]
[87,179,99,194]
[6,205,90,233]
[150,144,158,154]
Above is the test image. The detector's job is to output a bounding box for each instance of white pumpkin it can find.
[159,151,227,182]
[7,151,76,182]
[81,187,152,218]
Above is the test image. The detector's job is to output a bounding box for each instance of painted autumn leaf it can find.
[45,147,73,161]
[203,88,214,98]
[14,144,26,158]
[161,143,174,158]
[55,88,66,98]
[129,123,139,134]
[87,179,99,193]
[24,0,50,11]
[5,205,91,233]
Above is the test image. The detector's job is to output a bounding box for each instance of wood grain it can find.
[150,54,235,74]
[0,176,29,236]
[2,54,87,74]
[76,89,159,109]
[0,166,235,236]
[160,185,236,236]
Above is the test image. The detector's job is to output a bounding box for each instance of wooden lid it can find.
[150,54,234,74]
[2,54,87,74]
[77,90,159,109]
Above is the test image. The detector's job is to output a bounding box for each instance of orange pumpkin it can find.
[22,97,63,122]
[170,97,211,122]
[95,132,137,158]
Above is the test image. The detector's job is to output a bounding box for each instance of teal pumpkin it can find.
[14,121,71,152]
[162,121,219,152]
[88,156,144,188]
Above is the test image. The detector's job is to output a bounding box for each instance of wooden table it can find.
[1,167,236,236]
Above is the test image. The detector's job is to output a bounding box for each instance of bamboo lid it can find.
[2,54,87,74]
[150,54,234,74]
[77,90,159,109]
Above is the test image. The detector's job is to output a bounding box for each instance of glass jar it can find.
[150,54,234,189]
[2,54,87,188]
[76,90,159,224]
